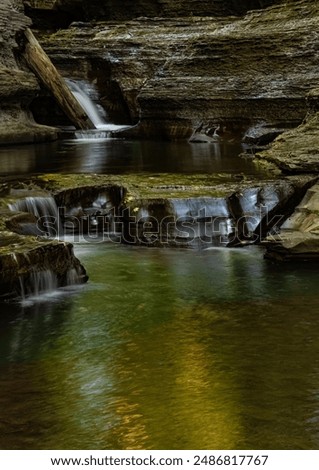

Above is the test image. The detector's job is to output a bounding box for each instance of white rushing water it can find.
[9,196,61,237]
[8,198,84,302]
[66,79,130,139]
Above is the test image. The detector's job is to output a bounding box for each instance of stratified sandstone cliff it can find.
[37,0,319,138]
[2,0,319,153]
[0,0,57,144]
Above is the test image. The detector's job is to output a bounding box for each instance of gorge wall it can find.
[1,0,318,143]
[30,0,319,139]
[0,0,57,144]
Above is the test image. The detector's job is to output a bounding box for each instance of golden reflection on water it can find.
[1,246,319,449]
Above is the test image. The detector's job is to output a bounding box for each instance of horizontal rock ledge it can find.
[0,233,88,299]
[6,172,316,249]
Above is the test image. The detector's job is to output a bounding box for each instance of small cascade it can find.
[66,268,81,286]
[126,197,235,247]
[9,197,61,238]
[66,79,130,139]
[29,270,58,297]
[11,257,85,302]
[17,269,58,303]
[169,197,234,246]
[66,79,107,129]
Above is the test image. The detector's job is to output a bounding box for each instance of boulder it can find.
[256,113,319,173]
[264,181,319,260]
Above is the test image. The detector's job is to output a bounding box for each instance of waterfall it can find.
[129,197,235,247]
[13,260,84,303]
[66,79,130,138]
[66,79,106,128]
[9,196,61,238]
[28,270,58,297]
[169,197,234,246]
[13,268,59,304]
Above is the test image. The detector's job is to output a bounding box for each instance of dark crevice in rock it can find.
[51,0,288,22]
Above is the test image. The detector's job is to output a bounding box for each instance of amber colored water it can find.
[0,244,319,450]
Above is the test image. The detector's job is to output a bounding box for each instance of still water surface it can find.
[0,244,319,450]
[0,139,261,176]
[0,139,318,450]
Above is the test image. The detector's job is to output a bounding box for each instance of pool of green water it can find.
[0,244,319,450]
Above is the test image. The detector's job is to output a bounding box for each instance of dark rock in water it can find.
[189,133,220,144]
[242,124,286,146]
[189,124,223,143]
[264,181,319,260]
[54,184,125,235]
[5,212,42,236]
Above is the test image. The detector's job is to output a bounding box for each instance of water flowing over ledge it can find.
[67,79,132,140]
[1,172,315,298]
[0,239,88,301]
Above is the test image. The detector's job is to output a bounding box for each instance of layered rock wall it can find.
[39,0,319,138]
[0,0,57,144]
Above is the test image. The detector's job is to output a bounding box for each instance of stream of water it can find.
[0,131,318,449]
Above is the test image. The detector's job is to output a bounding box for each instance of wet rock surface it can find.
[0,0,58,145]
[38,0,319,137]
[0,232,87,299]
[264,182,319,260]
[256,113,319,174]
[9,172,314,248]
[0,181,88,299]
